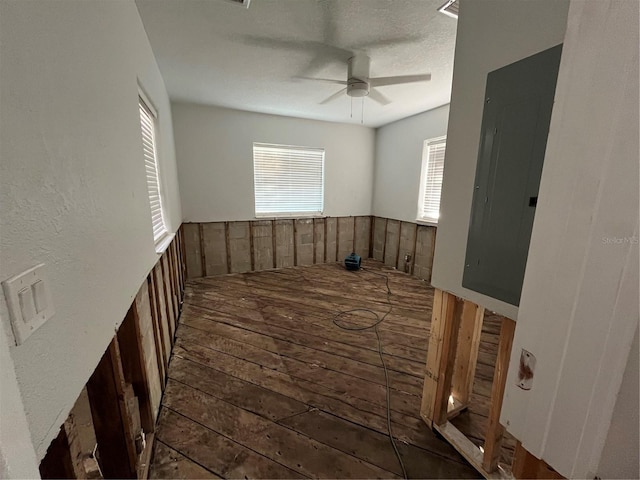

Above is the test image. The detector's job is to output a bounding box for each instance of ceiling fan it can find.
[296,55,432,106]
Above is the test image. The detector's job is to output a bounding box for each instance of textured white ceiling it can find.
[136,0,457,128]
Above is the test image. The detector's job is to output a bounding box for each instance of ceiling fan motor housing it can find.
[347,55,370,97]
[347,80,369,97]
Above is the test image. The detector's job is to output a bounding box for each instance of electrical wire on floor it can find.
[331,266,408,480]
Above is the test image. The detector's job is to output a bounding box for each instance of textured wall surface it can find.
[172,102,376,222]
[0,0,181,462]
[373,105,450,222]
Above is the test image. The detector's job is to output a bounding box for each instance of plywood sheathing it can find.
[354,216,371,259]
[337,217,355,261]
[274,220,295,268]
[183,223,203,279]
[384,219,400,267]
[295,219,314,266]
[414,225,436,282]
[372,217,387,262]
[202,223,228,275]
[184,216,436,283]
[251,220,273,271]
[314,218,325,264]
[398,222,418,273]
[228,222,252,273]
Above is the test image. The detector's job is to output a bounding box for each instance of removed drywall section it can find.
[501,1,639,477]
[372,217,387,262]
[203,223,228,275]
[0,0,182,461]
[252,221,274,271]
[325,218,338,263]
[172,102,375,222]
[295,219,315,267]
[275,220,295,269]
[228,222,252,273]
[337,217,355,262]
[373,105,450,222]
[183,224,204,278]
[353,217,371,260]
[430,0,570,320]
[183,216,434,284]
[414,227,437,281]
[398,222,417,274]
[313,218,326,264]
[383,220,400,267]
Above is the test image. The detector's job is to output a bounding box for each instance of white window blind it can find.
[418,136,446,223]
[253,143,325,216]
[139,97,168,243]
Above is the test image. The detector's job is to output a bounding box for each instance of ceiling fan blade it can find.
[370,74,432,87]
[369,89,392,106]
[319,87,347,105]
[294,76,348,85]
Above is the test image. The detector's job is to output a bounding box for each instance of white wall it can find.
[597,327,639,479]
[0,325,39,478]
[0,0,181,465]
[430,0,570,319]
[172,103,375,222]
[372,104,449,222]
[500,1,639,477]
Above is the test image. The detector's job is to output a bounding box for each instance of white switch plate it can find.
[2,264,55,345]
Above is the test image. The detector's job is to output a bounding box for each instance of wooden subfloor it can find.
[149,261,487,479]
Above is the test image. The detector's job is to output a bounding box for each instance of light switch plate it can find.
[2,264,55,345]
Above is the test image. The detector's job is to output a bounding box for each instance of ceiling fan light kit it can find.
[347,80,369,98]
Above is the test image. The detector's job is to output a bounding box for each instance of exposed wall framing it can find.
[39,229,186,479]
[183,216,437,282]
[419,289,562,480]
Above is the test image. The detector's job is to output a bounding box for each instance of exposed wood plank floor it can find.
[150,261,488,479]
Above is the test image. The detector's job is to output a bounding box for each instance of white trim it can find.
[417,135,447,224]
[138,83,158,118]
[416,219,439,228]
[154,232,175,254]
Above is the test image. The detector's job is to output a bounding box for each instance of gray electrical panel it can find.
[462,44,563,306]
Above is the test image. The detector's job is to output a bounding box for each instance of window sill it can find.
[255,213,324,220]
[154,232,175,254]
[416,219,439,227]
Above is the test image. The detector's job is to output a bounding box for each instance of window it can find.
[253,143,325,217]
[418,136,446,223]
[139,96,168,243]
